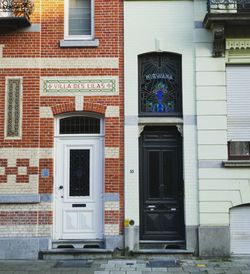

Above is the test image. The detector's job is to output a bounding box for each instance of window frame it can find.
[55,113,104,138]
[138,52,183,117]
[64,0,94,41]
[228,141,250,160]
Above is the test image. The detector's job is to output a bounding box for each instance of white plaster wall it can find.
[124,1,198,227]
[194,0,250,226]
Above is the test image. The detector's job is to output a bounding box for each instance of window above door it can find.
[138,52,182,117]
[55,114,104,137]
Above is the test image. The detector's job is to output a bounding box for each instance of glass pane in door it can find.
[148,151,160,198]
[70,149,90,196]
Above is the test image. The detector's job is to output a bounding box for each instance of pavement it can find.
[0,256,250,274]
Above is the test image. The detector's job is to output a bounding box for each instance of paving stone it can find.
[151,268,168,272]
[120,267,136,270]
[144,272,168,274]
[125,271,142,274]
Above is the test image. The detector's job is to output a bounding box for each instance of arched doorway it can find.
[54,114,104,240]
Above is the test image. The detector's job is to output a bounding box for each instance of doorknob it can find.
[146,205,156,211]
[147,205,156,208]
[59,185,63,190]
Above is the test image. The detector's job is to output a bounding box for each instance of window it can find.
[65,0,93,40]
[60,116,100,134]
[227,65,250,160]
[138,52,182,117]
[228,142,250,160]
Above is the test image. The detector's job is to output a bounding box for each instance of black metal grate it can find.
[207,0,250,12]
[0,0,34,18]
[60,116,100,134]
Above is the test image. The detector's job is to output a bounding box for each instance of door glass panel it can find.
[148,151,160,198]
[70,149,90,196]
[163,151,172,197]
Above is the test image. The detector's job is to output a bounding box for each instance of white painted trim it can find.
[64,0,94,40]
[75,96,84,111]
[54,137,104,240]
[40,107,53,118]
[226,39,250,50]
[4,77,23,140]
[0,44,4,58]
[54,112,104,137]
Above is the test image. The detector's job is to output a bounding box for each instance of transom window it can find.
[59,116,100,134]
[65,0,94,40]
[138,52,182,117]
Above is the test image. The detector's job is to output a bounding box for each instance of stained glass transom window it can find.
[60,116,100,134]
[6,78,22,138]
[139,52,182,116]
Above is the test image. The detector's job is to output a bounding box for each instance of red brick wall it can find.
[0,0,124,235]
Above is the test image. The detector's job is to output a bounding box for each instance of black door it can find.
[139,126,185,242]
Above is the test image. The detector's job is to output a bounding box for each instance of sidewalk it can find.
[0,256,249,273]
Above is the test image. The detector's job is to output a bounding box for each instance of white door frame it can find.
[53,114,104,240]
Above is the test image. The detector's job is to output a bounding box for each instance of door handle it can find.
[146,205,156,211]
[59,185,63,190]
[147,205,156,208]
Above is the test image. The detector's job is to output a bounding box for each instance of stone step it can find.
[52,239,105,249]
[139,240,186,250]
[40,248,113,260]
[133,248,194,259]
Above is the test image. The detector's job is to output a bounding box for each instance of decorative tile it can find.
[18,167,27,175]
[5,78,22,138]
[105,147,120,159]
[0,167,5,176]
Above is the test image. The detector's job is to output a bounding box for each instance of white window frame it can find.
[64,0,94,40]
[54,113,104,138]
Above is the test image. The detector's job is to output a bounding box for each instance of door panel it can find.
[140,126,185,241]
[55,138,103,240]
[69,149,90,197]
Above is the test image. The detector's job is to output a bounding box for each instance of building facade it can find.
[0,0,124,259]
[124,0,250,257]
[1,0,250,259]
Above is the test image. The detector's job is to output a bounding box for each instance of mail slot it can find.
[72,204,86,208]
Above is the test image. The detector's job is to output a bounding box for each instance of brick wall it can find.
[0,0,124,239]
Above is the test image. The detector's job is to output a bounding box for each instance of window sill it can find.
[0,194,40,204]
[138,117,183,125]
[223,160,250,167]
[59,39,99,48]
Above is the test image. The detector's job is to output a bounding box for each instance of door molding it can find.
[139,126,185,243]
[53,113,104,240]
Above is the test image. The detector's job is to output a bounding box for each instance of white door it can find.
[54,138,103,240]
[230,206,250,255]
